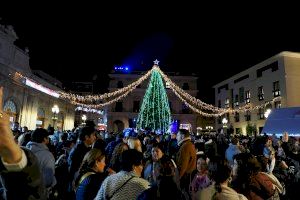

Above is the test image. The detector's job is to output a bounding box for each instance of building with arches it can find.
[0,24,75,131]
[107,70,199,133]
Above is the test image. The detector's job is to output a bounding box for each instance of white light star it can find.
[153,59,160,65]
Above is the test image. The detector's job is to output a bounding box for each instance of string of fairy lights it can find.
[11,63,281,117]
[59,68,153,103]
[156,67,281,115]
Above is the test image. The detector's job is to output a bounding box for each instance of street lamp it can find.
[264,109,272,119]
[51,105,59,128]
[82,114,87,125]
[222,117,228,135]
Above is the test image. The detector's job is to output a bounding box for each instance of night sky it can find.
[1,4,299,104]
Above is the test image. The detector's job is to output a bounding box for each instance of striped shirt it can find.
[95,171,150,200]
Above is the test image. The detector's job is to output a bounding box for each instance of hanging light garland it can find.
[10,67,282,117]
[156,67,282,115]
[157,68,227,113]
[172,87,227,117]
[59,68,153,103]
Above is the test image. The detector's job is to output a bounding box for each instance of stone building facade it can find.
[0,24,75,131]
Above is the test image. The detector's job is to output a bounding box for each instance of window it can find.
[239,87,244,103]
[234,95,239,107]
[245,110,251,121]
[245,90,251,104]
[274,101,281,109]
[225,98,230,108]
[115,102,123,112]
[117,81,123,88]
[3,100,17,113]
[234,112,240,122]
[258,108,264,119]
[273,81,280,97]
[182,83,189,90]
[258,86,264,101]
[166,82,171,89]
[133,101,140,112]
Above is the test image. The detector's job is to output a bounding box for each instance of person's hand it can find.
[0,87,22,163]
[282,132,289,143]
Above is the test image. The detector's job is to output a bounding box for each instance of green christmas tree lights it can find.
[136,67,171,133]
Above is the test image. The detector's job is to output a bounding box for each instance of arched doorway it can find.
[36,107,45,128]
[113,120,124,133]
[3,100,18,128]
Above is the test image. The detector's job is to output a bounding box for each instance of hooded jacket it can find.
[26,141,56,188]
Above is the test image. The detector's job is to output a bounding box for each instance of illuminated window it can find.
[225,98,230,108]
[166,82,171,89]
[258,86,264,101]
[245,90,251,104]
[273,81,281,97]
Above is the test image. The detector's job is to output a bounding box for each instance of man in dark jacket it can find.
[67,126,96,193]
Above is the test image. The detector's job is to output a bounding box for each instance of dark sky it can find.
[1,4,299,103]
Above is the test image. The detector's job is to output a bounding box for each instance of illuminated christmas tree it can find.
[136,60,171,133]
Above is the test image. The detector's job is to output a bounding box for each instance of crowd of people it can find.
[0,112,300,199]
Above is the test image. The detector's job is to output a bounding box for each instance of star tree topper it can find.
[153,59,160,65]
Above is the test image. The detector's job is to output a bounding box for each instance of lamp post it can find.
[51,105,59,129]
[222,117,228,135]
[82,114,87,125]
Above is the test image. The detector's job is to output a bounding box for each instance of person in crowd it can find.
[105,133,123,163]
[142,135,152,160]
[143,142,165,185]
[263,137,274,160]
[26,128,57,196]
[67,126,97,196]
[18,131,32,147]
[128,137,143,152]
[138,155,185,200]
[176,129,197,199]
[256,155,284,198]
[0,95,46,199]
[92,136,106,154]
[95,149,150,200]
[232,152,276,200]
[167,132,178,159]
[190,155,212,199]
[196,156,247,200]
[225,137,241,167]
[55,131,69,158]
[280,132,300,200]
[75,149,106,200]
[108,142,129,173]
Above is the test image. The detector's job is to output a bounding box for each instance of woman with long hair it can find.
[75,148,106,200]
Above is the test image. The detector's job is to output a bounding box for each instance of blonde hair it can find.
[79,148,105,173]
[127,137,142,152]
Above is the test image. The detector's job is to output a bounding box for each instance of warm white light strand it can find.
[59,68,153,103]
[172,86,226,117]
[157,67,282,115]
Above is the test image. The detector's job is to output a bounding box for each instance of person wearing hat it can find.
[26,128,57,196]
